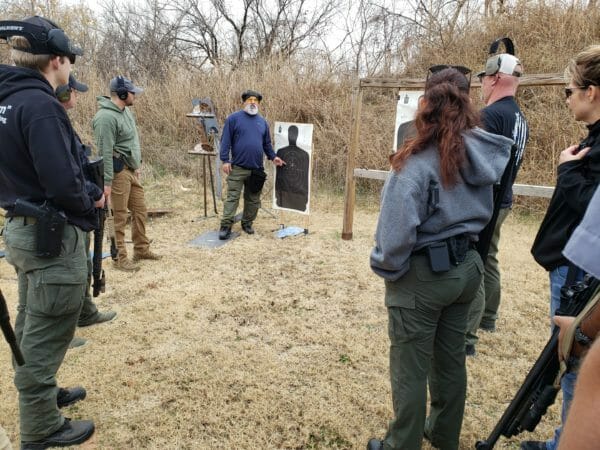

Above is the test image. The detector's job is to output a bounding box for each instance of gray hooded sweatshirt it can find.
[370,127,512,281]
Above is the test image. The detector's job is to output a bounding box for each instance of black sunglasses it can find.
[426,64,472,86]
[564,86,588,99]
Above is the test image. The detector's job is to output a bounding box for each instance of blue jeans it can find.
[546,265,583,450]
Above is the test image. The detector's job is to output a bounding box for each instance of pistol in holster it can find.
[425,234,472,273]
[13,199,67,258]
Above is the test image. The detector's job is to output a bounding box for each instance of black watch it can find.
[575,325,593,347]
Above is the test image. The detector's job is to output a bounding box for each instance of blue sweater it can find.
[220,110,276,169]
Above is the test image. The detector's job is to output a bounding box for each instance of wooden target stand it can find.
[187,113,219,219]
[341,73,565,240]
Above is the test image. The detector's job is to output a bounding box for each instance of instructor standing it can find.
[218,90,285,240]
[93,75,160,271]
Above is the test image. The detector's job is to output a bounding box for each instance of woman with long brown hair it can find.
[368,67,512,450]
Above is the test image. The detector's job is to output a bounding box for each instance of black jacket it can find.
[531,120,600,271]
[0,65,96,231]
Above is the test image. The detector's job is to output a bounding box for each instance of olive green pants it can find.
[466,207,510,346]
[220,165,262,227]
[4,218,87,442]
[78,232,99,325]
[383,250,483,450]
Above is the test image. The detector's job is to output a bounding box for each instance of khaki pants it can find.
[4,218,87,442]
[382,250,483,450]
[111,169,150,261]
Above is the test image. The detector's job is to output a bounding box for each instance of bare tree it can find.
[95,0,183,79]
[249,0,338,60]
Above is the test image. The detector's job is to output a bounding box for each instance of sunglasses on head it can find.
[426,64,472,85]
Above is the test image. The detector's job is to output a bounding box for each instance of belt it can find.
[8,215,37,225]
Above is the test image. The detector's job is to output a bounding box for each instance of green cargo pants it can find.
[383,250,483,450]
[220,165,262,228]
[4,217,87,442]
[466,207,510,346]
[78,232,99,325]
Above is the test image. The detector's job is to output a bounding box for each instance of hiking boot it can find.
[68,337,87,349]
[479,321,496,332]
[57,387,86,408]
[219,226,232,240]
[133,250,161,261]
[367,439,383,450]
[241,223,255,235]
[20,418,95,449]
[113,258,140,272]
[78,311,117,328]
[466,344,476,357]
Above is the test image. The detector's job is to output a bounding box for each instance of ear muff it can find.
[55,84,71,103]
[116,76,129,101]
[0,19,82,62]
[488,37,515,56]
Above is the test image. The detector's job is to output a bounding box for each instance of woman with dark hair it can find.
[526,45,600,450]
[368,68,512,450]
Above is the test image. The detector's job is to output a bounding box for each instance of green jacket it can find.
[92,96,141,185]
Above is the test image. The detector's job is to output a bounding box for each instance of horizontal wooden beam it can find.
[359,73,565,90]
[353,168,554,198]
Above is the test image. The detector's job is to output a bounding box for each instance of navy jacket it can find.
[220,110,276,169]
[0,65,96,231]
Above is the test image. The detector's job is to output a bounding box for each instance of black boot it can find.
[21,418,95,449]
[241,223,255,235]
[219,226,232,240]
[57,386,86,408]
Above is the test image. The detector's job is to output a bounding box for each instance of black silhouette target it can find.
[273,123,312,214]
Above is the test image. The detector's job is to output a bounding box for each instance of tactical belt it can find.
[413,234,475,273]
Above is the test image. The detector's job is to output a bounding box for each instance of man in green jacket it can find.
[93,76,160,272]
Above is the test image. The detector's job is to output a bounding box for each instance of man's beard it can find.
[244,104,259,115]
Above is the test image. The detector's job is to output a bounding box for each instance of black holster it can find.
[422,234,472,273]
[245,168,267,194]
[13,199,67,258]
[113,155,125,173]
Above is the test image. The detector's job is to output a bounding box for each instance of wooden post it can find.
[342,83,363,240]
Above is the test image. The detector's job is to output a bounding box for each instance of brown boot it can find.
[113,258,140,272]
[133,250,162,261]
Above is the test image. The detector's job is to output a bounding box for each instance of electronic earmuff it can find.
[0,18,82,62]
[116,76,129,101]
[488,37,515,56]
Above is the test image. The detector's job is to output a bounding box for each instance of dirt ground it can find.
[0,176,561,449]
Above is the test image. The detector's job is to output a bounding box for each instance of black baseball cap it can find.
[109,76,144,95]
[0,16,83,62]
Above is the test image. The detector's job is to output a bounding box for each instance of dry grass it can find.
[0,176,561,449]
